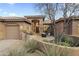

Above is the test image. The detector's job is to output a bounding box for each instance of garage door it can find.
[6,25,19,39]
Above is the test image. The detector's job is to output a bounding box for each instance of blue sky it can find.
[0,3,62,19]
[0,3,41,16]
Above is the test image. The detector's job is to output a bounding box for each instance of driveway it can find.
[0,40,22,55]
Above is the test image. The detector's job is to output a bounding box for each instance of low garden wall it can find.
[32,38,79,56]
[67,34,79,39]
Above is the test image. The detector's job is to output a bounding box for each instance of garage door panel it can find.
[6,25,19,39]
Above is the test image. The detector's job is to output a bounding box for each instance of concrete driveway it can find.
[0,40,22,55]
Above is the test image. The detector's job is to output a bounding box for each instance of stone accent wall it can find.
[31,38,79,56]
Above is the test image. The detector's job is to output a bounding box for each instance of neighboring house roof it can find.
[68,16,79,20]
[56,16,79,23]
[43,23,52,25]
[56,18,64,23]
[24,15,45,19]
[43,18,64,25]
[55,16,79,24]
[0,16,31,24]
[0,16,26,21]
[43,20,52,25]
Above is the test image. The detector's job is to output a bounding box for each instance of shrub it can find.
[7,49,29,56]
[53,35,73,47]
[24,39,41,53]
[59,35,73,46]
[7,40,41,56]
[7,39,69,56]
[61,36,71,43]
[59,42,71,47]
[38,44,69,56]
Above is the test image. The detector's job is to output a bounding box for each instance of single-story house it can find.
[24,15,45,35]
[55,18,64,35]
[0,15,45,40]
[43,20,55,35]
[43,20,52,32]
[0,16,31,40]
[68,16,79,36]
[55,16,79,36]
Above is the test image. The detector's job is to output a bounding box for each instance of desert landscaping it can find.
[0,34,78,56]
[1,3,79,56]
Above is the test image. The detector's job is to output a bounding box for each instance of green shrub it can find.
[59,35,73,47]
[55,33,79,47]
[55,33,74,47]
[59,42,70,47]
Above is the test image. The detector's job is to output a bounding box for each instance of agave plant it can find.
[23,39,40,53]
[7,49,27,56]
[36,44,69,56]
[41,45,57,56]
[7,37,69,56]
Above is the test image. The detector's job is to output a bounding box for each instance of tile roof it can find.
[68,16,79,19]
[55,16,79,23]
[24,15,45,19]
[0,16,31,24]
[56,18,64,23]
[43,20,52,25]
[0,16,26,21]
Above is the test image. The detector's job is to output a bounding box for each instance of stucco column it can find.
[21,32,26,40]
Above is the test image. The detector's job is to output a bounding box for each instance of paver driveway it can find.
[0,40,22,55]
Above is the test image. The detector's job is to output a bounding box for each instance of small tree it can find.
[59,3,79,42]
[63,3,79,33]
[35,3,59,42]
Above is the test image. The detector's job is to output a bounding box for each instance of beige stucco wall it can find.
[29,19,44,34]
[56,21,64,34]
[18,22,31,40]
[19,22,31,33]
[0,22,6,39]
[0,22,31,40]
[72,20,79,36]
[43,24,50,32]
[39,19,44,34]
